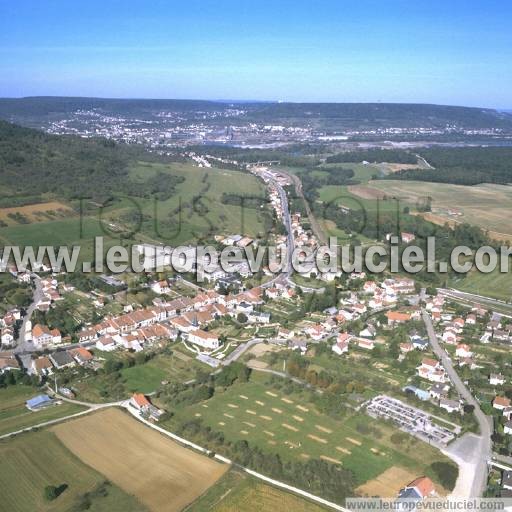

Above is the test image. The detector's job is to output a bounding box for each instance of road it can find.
[15,275,43,351]
[422,310,492,498]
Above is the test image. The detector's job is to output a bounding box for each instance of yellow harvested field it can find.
[265,391,278,397]
[346,437,362,446]
[292,415,304,422]
[307,434,327,444]
[282,423,299,432]
[219,422,225,426]
[300,453,310,459]
[243,421,256,428]
[260,415,272,421]
[239,395,248,399]
[271,407,283,414]
[227,403,239,408]
[296,405,309,412]
[240,430,249,435]
[356,466,414,498]
[336,446,352,455]
[246,409,257,415]
[281,398,294,404]
[315,425,332,434]
[224,413,234,419]
[255,400,265,406]
[51,408,227,512]
[263,430,275,437]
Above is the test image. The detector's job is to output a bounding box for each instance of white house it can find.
[188,329,221,350]
[490,374,506,386]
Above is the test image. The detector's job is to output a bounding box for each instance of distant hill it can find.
[0,96,511,131]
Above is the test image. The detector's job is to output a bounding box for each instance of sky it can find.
[0,0,511,108]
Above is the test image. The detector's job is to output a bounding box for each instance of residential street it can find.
[422,310,492,498]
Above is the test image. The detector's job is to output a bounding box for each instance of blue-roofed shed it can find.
[26,394,53,410]
[403,385,430,401]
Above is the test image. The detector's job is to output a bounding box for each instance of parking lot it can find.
[366,395,456,446]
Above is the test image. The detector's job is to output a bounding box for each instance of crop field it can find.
[0,385,85,437]
[187,469,329,512]
[0,201,75,226]
[0,429,144,512]
[169,376,455,489]
[52,408,228,512]
[367,180,512,239]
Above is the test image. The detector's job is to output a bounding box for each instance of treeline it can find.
[176,418,355,502]
[0,121,183,204]
[326,149,417,164]
[390,147,512,185]
[221,192,267,209]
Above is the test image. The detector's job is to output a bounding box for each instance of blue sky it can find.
[1,0,511,107]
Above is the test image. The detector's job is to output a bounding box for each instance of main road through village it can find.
[423,311,492,498]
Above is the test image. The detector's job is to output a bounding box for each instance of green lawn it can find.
[0,386,86,437]
[0,429,145,512]
[166,375,455,487]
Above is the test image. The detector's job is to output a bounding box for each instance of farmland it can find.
[52,407,228,512]
[165,374,455,490]
[0,161,270,253]
[366,180,512,240]
[0,385,85,437]
[186,469,329,512]
[0,429,144,512]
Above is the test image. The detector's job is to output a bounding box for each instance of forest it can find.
[389,147,512,185]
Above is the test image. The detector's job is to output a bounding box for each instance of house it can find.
[359,325,376,339]
[401,232,416,244]
[1,328,14,347]
[490,373,506,386]
[386,311,411,326]
[31,356,53,376]
[442,330,457,345]
[357,337,375,350]
[332,333,351,355]
[130,392,151,412]
[493,396,511,411]
[439,398,461,414]
[398,476,435,501]
[411,337,429,351]
[50,351,76,369]
[466,314,477,325]
[151,280,171,294]
[188,329,220,350]
[417,358,446,383]
[456,344,473,359]
[290,338,308,354]
[0,352,20,374]
[278,327,295,339]
[504,421,512,435]
[95,336,117,352]
[430,383,449,400]
[69,347,94,365]
[32,324,61,347]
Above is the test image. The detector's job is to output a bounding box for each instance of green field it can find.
[0,386,85,437]
[187,469,329,512]
[0,429,145,512]
[449,268,512,302]
[167,375,455,487]
[128,161,269,244]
